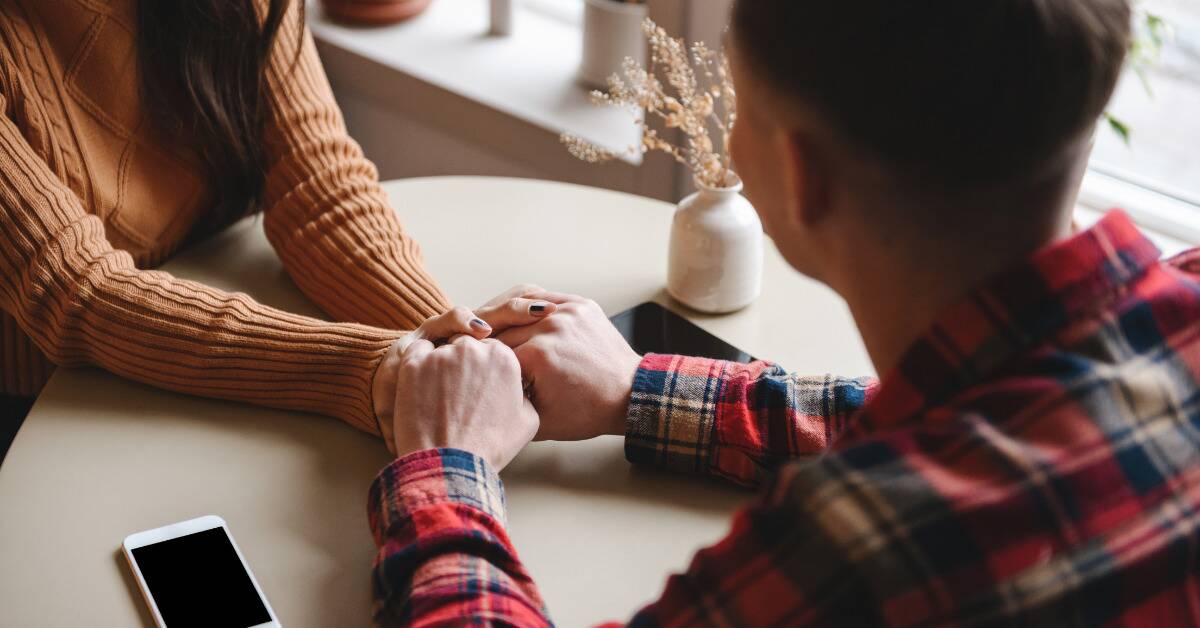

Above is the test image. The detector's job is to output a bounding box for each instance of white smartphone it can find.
[122,515,281,628]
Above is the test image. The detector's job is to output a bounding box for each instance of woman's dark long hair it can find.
[136,0,300,230]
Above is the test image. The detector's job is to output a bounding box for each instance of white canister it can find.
[667,176,764,314]
[579,0,648,88]
[489,0,513,36]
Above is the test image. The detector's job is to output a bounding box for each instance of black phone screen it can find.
[610,302,755,363]
[131,527,271,627]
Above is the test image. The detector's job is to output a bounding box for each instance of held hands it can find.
[372,286,556,462]
[371,285,642,469]
[496,292,642,442]
[390,335,538,470]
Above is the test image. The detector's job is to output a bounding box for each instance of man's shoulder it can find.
[775,384,1194,625]
[954,250,1200,431]
[762,243,1200,625]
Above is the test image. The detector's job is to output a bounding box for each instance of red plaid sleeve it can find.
[367,448,550,627]
[624,354,877,487]
[369,448,875,628]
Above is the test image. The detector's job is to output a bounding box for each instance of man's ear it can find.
[780,131,832,228]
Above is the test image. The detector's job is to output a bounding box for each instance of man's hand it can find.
[391,335,539,470]
[496,292,642,441]
[373,290,554,449]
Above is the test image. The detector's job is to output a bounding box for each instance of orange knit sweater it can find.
[0,0,452,432]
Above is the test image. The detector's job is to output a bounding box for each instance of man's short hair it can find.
[732,0,1132,190]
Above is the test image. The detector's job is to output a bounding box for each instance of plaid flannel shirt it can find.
[368,211,1200,626]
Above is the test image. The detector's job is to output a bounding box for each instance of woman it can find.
[0,0,544,456]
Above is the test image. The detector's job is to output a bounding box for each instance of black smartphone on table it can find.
[609,302,755,363]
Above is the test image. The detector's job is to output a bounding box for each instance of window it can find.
[496,0,1200,233]
[1084,1,1200,240]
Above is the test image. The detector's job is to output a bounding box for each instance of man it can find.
[368,0,1200,625]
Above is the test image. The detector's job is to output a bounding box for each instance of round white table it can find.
[0,177,872,627]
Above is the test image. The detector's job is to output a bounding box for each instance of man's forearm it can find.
[623,353,877,487]
[368,449,550,627]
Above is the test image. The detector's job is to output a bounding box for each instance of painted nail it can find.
[530,302,551,314]
[470,318,491,330]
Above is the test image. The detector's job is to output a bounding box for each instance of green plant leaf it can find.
[1132,62,1155,97]
[1146,13,1167,49]
[1104,112,1131,146]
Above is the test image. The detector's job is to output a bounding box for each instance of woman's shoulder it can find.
[0,0,138,96]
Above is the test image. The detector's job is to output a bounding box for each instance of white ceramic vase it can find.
[667,176,764,314]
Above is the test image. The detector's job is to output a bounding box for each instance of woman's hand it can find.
[371,286,555,448]
[471,284,558,328]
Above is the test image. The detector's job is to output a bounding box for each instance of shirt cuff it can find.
[368,448,507,547]
[624,353,726,474]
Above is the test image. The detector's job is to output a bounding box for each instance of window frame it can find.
[1079,167,1200,245]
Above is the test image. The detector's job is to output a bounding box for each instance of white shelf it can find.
[307,0,642,164]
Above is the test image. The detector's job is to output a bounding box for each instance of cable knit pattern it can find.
[0,0,452,430]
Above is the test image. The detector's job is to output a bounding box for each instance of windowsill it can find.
[1078,168,1199,256]
[307,0,642,165]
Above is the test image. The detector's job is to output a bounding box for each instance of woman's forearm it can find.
[0,99,402,432]
[259,4,451,331]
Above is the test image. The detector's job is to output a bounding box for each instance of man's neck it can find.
[836,204,1075,378]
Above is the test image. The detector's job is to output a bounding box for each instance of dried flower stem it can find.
[560,18,737,188]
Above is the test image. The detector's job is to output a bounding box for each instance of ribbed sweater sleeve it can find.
[0,91,399,433]
[260,4,452,330]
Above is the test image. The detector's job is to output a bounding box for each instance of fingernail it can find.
[471,318,491,330]
[530,302,551,315]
